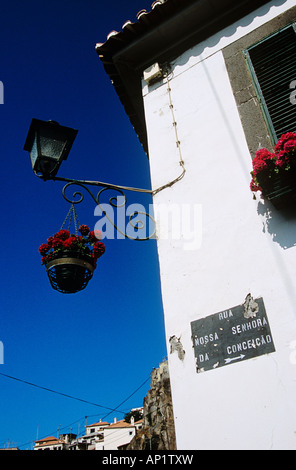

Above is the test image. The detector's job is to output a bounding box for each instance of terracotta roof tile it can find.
[107,419,143,428]
[95,0,168,52]
[87,421,110,427]
[107,419,132,428]
[35,436,65,446]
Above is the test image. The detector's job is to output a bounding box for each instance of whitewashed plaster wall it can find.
[143,0,296,450]
[103,426,135,451]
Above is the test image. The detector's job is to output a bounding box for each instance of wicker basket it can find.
[45,251,95,294]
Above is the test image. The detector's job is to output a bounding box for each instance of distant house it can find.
[33,413,143,451]
[0,447,19,451]
[100,418,143,451]
[86,420,110,435]
[34,433,76,450]
[68,416,142,450]
[70,420,109,450]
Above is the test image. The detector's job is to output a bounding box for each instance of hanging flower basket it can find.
[39,225,105,294]
[250,132,296,209]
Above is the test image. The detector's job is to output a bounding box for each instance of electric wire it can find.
[15,398,172,449]
[0,372,127,414]
[101,376,150,420]
[0,371,151,449]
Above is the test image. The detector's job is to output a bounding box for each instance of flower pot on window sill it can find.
[250,132,296,210]
[262,171,296,209]
[45,250,95,294]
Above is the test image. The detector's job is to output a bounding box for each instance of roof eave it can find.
[96,0,272,155]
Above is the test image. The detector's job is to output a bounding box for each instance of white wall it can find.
[103,426,135,450]
[143,0,296,450]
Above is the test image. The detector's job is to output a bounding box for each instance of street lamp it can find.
[23,117,184,292]
[24,117,185,240]
[23,118,78,179]
[23,117,159,242]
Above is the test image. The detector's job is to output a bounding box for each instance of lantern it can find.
[23,118,78,179]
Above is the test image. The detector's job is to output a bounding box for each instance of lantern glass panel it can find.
[29,132,38,169]
[39,134,67,161]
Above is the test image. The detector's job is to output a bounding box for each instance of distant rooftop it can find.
[107,418,143,429]
[86,421,110,427]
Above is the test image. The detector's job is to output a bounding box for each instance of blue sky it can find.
[0,0,167,449]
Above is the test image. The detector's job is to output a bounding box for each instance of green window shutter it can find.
[244,24,296,144]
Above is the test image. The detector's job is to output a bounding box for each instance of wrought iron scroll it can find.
[62,182,156,241]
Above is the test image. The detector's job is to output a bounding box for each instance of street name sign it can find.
[191,297,275,373]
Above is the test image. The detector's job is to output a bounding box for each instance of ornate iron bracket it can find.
[60,180,156,241]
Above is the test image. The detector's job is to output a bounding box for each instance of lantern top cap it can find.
[23,118,78,153]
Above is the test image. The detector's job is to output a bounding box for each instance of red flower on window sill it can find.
[250,132,296,207]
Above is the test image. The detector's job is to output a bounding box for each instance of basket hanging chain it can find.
[60,203,80,235]
[72,204,80,235]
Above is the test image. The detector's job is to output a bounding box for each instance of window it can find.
[244,24,296,144]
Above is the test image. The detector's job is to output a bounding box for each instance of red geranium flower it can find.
[88,230,102,242]
[51,238,64,249]
[54,229,70,240]
[93,241,105,259]
[47,236,54,247]
[63,236,78,249]
[274,132,296,153]
[39,243,49,255]
[275,150,290,169]
[78,224,90,235]
[251,148,275,176]
[39,224,105,269]
[250,132,296,196]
